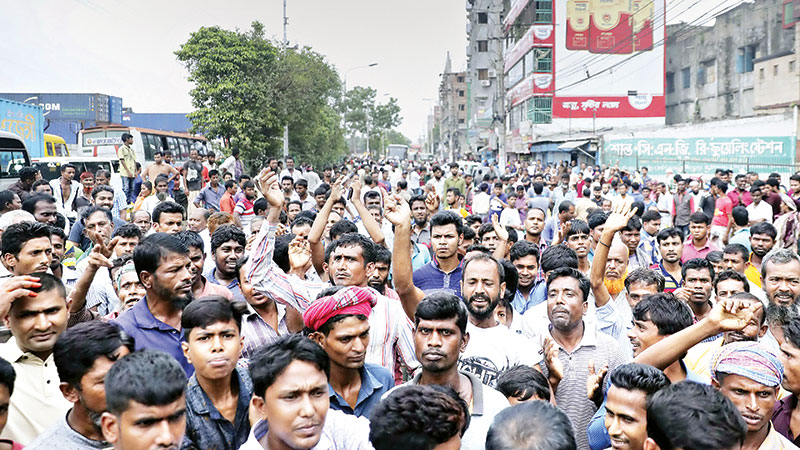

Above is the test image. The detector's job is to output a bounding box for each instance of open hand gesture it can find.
[384,194,411,226]
[491,213,509,242]
[605,202,638,233]
[587,360,608,407]
[708,297,763,332]
[288,236,312,274]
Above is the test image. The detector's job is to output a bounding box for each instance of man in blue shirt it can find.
[408,211,464,296]
[304,286,394,418]
[194,169,225,212]
[542,200,575,244]
[181,296,254,450]
[114,233,195,376]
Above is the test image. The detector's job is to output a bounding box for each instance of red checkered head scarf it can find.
[302,286,377,331]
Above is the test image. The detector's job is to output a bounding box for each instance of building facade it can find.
[438,53,468,160]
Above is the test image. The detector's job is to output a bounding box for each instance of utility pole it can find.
[282,0,289,159]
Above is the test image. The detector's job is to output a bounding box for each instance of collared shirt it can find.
[245,222,419,374]
[512,285,544,315]
[328,363,394,418]
[397,371,509,450]
[730,227,752,252]
[412,258,462,297]
[195,184,225,212]
[411,242,431,272]
[198,276,234,300]
[774,394,800,447]
[113,296,194,376]
[205,268,245,303]
[411,224,431,247]
[539,323,626,450]
[639,230,658,265]
[746,257,763,288]
[681,236,719,263]
[49,179,82,219]
[761,422,800,450]
[183,366,253,450]
[26,410,108,449]
[239,303,289,367]
[651,262,682,292]
[0,339,71,445]
[240,409,372,450]
[234,197,255,234]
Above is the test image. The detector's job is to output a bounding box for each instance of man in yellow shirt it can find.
[117,133,138,203]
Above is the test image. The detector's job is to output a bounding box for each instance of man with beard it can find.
[562,219,592,275]
[27,321,134,449]
[174,231,234,301]
[456,253,540,388]
[206,224,246,303]
[710,342,797,450]
[389,292,509,450]
[114,233,195,376]
[0,273,71,445]
[247,171,418,375]
[761,249,800,309]
[409,194,434,247]
[304,286,393,418]
[651,228,684,293]
[1,221,53,276]
[747,222,777,288]
[152,201,185,235]
[367,246,395,298]
[542,267,626,450]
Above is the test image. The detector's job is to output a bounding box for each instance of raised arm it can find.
[490,214,509,260]
[634,298,761,369]
[385,193,425,320]
[69,234,118,322]
[308,176,345,275]
[350,181,386,247]
[591,203,636,307]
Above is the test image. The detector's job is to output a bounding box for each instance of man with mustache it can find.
[114,233,195,376]
[761,249,800,309]
[710,342,797,450]
[523,207,547,253]
[304,286,393,418]
[673,258,716,325]
[651,228,684,293]
[27,321,134,449]
[181,296,253,449]
[174,231,234,301]
[390,292,510,450]
[457,253,540,388]
[773,319,800,444]
[747,222,778,288]
[0,273,70,445]
[206,225,246,303]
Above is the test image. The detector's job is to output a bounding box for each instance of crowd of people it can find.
[1,141,800,450]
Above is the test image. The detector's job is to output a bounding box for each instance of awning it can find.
[557,140,589,150]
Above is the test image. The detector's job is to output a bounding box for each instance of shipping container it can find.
[0,93,124,124]
[0,98,45,157]
[121,112,193,133]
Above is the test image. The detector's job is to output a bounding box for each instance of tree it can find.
[175,22,348,169]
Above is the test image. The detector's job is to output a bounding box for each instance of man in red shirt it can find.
[710,178,733,248]
[727,174,752,207]
[220,179,237,214]
[682,211,719,263]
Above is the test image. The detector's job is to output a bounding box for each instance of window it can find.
[774,64,779,75]
[790,60,796,72]
[698,60,715,85]
[508,60,524,87]
[534,48,552,72]
[458,90,465,97]
[535,0,553,23]
[478,68,489,80]
[529,96,552,124]
[736,45,756,73]
[477,12,488,23]
[457,76,465,83]
[458,104,465,111]
[682,67,691,89]
[760,68,765,80]
[666,72,675,93]
[784,1,797,27]
[458,118,465,124]
[478,40,488,52]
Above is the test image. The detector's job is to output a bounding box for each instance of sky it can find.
[1,0,746,146]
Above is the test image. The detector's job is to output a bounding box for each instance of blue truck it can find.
[0,98,44,158]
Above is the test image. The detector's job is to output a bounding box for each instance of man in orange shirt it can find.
[220,179,236,214]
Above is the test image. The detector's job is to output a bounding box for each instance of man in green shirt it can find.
[117,133,137,203]
[443,163,466,203]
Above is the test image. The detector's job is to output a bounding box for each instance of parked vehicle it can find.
[0,131,32,190]
[0,98,45,158]
[78,124,207,164]
[32,156,122,192]
[43,133,69,157]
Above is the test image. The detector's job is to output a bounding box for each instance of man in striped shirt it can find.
[246,171,418,375]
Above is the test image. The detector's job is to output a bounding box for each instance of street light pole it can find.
[282,0,289,159]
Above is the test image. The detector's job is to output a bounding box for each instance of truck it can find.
[0,98,45,158]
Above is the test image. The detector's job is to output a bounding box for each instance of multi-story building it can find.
[466,0,505,160]
[502,0,666,165]
[438,53,468,160]
[665,0,797,124]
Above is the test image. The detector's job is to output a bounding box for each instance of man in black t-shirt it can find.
[183,148,204,212]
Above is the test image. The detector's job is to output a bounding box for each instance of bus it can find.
[77,125,208,164]
[386,144,408,161]
[43,134,69,157]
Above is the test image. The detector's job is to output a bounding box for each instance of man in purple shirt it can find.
[114,233,195,375]
[682,211,719,263]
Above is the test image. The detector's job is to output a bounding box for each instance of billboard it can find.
[554,0,666,121]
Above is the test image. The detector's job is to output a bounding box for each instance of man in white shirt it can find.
[747,185,774,224]
[49,164,81,222]
[279,156,305,183]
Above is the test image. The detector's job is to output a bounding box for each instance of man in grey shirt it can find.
[27,321,134,450]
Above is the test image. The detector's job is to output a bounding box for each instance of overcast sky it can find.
[1,0,746,145]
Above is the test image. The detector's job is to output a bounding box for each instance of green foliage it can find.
[175,22,348,169]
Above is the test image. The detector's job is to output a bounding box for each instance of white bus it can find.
[386,144,408,161]
[78,125,208,164]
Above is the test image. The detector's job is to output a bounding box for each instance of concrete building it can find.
[466,0,505,160]
[665,0,798,124]
[438,53,468,160]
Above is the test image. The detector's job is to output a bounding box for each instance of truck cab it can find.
[0,131,32,190]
